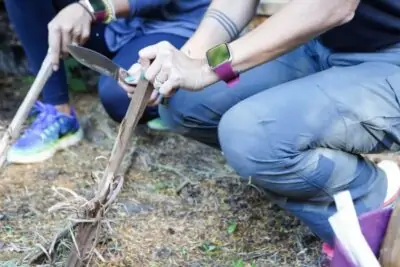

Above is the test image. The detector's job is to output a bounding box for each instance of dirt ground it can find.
[0,75,323,267]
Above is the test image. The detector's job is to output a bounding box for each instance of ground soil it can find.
[0,77,323,267]
[0,5,325,267]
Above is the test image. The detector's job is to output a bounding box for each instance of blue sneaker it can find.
[7,101,84,164]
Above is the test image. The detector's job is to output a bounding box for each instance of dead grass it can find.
[0,76,321,267]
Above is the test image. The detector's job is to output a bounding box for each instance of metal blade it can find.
[67,44,120,79]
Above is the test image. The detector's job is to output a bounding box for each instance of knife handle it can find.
[118,65,169,105]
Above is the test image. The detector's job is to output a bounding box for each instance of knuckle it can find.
[81,32,89,39]
[144,71,153,81]
[171,72,181,83]
[48,23,57,31]
[61,24,72,32]
[164,60,173,68]
[162,62,173,72]
[158,41,171,48]
[158,49,172,57]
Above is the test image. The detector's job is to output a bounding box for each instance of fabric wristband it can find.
[85,0,115,24]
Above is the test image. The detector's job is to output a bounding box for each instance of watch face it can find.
[206,43,231,68]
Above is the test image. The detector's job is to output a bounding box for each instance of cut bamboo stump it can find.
[0,54,53,168]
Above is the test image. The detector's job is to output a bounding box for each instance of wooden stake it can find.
[0,55,53,168]
[65,64,153,266]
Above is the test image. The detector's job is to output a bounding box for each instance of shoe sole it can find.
[7,128,84,164]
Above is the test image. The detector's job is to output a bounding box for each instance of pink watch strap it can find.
[214,62,239,87]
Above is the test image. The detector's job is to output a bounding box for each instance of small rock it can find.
[39,168,60,180]
[119,200,153,215]
[187,262,203,267]
[0,212,7,220]
[153,247,172,259]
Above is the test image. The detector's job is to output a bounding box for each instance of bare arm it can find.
[229,0,360,73]
[181,0,259,58]
[111,0,131,17]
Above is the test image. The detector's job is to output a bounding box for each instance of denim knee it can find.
[218,103,324,198]
[159,92,221,147]
[218,105,273,179]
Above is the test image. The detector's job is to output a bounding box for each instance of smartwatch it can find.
[205,43,239,87]
[80,0,115,24]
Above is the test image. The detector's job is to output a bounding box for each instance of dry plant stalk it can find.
[0,55,53,168]
[64,68,153,266]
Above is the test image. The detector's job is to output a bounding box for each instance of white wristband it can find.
[81,0,94,13]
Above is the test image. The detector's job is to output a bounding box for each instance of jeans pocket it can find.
[357,73,400,152]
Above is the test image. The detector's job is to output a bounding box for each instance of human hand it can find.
[119,41,218,105]
[118,62,163,107]
[47,2,93,71]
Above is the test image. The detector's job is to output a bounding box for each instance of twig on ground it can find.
[0,55,52,168]
[149,162,187,179]
[28,222,79,264]
[175,179,195,195]
[34,243,51,263]
[56,65,152,266]
[25,62,153,267]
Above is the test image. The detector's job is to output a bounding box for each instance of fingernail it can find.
[124,75,137,84]
[120,69,136,84]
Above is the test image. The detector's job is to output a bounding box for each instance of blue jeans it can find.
[4,0,187,122]
[159,39,400,245]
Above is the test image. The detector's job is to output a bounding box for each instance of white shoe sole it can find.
[377,160,400,206]
[6,128,84,164]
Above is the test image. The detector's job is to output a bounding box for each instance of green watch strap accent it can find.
[89,0,106,12]
[88,0,110,23]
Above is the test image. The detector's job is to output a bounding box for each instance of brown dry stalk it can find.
[29,63,153,266]
[0,55,53,168]
[64,71,153,266]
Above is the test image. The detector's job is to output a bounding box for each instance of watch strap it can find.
[76,2,96,21]
[214,62,239,87]
[83,0,115,24]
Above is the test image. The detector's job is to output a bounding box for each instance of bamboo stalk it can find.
[65,64,153,266]
[0,55,53,168]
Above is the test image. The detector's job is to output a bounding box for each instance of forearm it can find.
[111,0,130,17]
[230,0,360,73]
[181,0,259,58]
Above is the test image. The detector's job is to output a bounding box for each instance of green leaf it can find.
[68,78,87,93]
[199,241,219,253]
[232,259,244,267]
[21,76,35,85]
[65,58,80,69]
[227,221,237,234]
